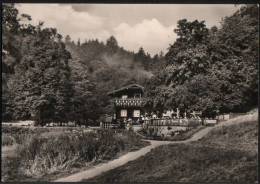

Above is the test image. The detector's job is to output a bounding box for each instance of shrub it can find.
[2,134,15,146]
[15,129,147,178]
[1,126,50,145]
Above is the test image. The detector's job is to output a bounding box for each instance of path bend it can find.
[54,112,257,182]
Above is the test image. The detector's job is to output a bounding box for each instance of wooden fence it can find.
[100,122,113,129]
[143,118,202,127]
[100,118,218,129]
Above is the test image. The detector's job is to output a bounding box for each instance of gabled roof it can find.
[108,84,144,96]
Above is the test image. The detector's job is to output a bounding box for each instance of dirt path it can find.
[54,112,257,182]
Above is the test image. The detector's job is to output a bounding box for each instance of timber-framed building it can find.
[108,84,146,122]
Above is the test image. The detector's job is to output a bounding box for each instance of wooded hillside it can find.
[2,4,258,124]
[145,5,258,117]
[2,4,165,124]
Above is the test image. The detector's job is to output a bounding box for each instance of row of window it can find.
[120,109,140,117]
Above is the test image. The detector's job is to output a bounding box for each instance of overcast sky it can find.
[16,4,239,55]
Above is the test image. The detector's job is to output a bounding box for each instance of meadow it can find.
[1,126,149,182]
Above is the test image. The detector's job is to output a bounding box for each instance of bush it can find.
[2,134,15,146]
[1,126,49,145]
[15,129,147,177]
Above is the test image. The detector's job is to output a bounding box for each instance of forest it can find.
[2,4,258,125]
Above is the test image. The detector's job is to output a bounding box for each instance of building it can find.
[108,84,146,122]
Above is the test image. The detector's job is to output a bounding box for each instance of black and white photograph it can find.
[1,2,259,183]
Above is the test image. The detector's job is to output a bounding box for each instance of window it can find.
[122,95,128,99]
[133,110,140,117]
[121,109,127,117]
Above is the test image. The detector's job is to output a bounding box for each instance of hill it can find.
[64,37,166,116]
[87,117,258,183]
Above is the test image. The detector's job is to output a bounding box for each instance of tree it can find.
[65,35,71,44]
[166,19,209,65]
[8,24,73,125]
[67,47,103,125]
[2,4,35,121]
[146,5,258,116]
[134,47,153,70]
[162,19,211,87]
[65,36,156,122]
[77,38,81,47]
[208,4,259,112]
[106,36,118,54]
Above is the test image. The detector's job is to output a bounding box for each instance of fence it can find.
[100,118,219,129]
[143,118,202,127]
[216,113,247,121]
[100,122,126,129]
[100,122,113,129]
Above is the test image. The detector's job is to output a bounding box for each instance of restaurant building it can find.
[108,84,146,122]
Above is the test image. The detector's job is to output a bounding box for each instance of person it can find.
[176,108,180,119]
[119,120,123,129]
[126,118,133,131]
[184,111,187,119]
[129,121,133,131]
[140,116,144,124]
[136,118,140,124]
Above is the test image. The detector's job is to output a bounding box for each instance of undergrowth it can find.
[2,128,148,181]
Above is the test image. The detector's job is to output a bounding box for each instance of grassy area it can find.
[1,127,149,182]
[86,120,258,183]
[2,126,50,146]
[138,125,206,141]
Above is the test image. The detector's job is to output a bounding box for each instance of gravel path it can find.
[54,112,257,182]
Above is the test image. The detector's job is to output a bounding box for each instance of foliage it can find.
[2,134,15,146]
[209,4,259,112]
[146,5,258,116]
[2,4,258,123]
[2,4,166,124]
[1,128,149,181]
[140,126,164,139]
[2,126,50,145]
[2,4,34,121]
[7,27,73,125]
[65,36,162,117]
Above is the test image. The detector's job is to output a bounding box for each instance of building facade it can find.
[108,84,146,122]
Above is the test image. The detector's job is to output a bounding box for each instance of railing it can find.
[113,98,146,107]
[100,122,126,129]
[100,122,113,129]
[143,118,202,127]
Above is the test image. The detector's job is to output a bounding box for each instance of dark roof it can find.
[107,84,144,96]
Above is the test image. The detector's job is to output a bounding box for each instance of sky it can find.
[16,4,239,55]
